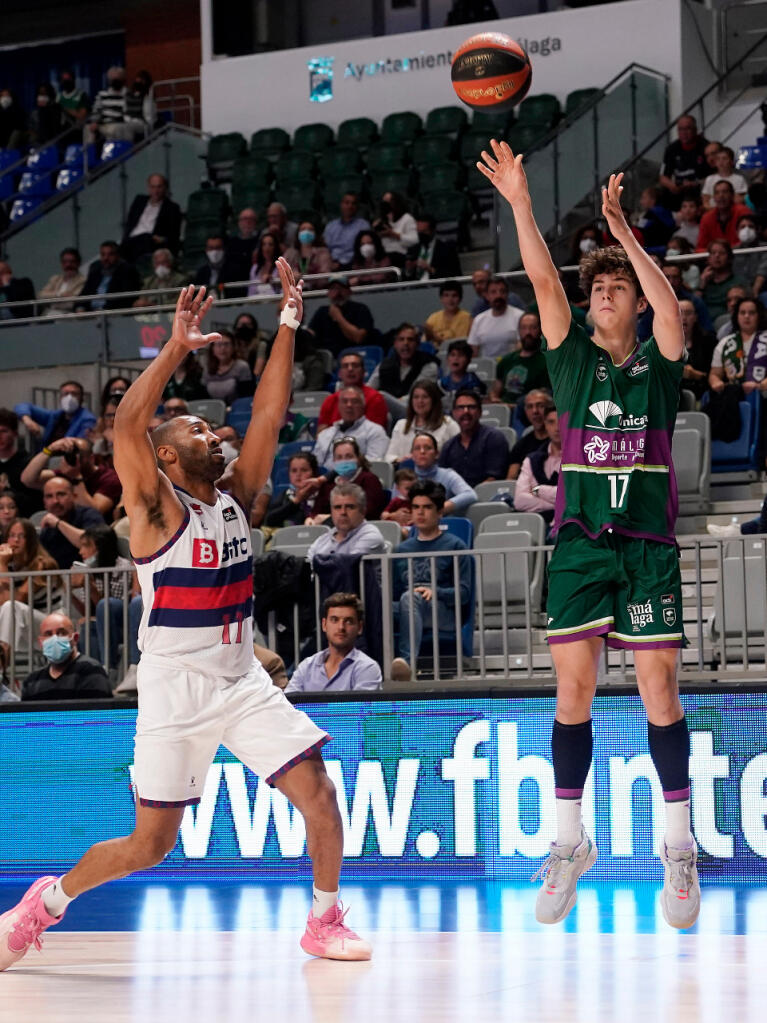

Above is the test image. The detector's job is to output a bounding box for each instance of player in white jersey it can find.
[0,259,371,967]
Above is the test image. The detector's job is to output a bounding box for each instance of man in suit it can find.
[192,235,243,296]
[75,241,142,312]
[404,214,462,281]
[0,260,35,320]
[121,174,182,262]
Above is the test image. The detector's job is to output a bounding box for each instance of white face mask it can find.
[738,226,757,245]
[220,440,239,463]
[360,243,376,260]
[0,96,11,110]
[154,264,171,278]
[579,237,598,254]
[60,393,80,415]
[206,249,224,265]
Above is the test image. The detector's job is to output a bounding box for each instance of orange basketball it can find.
[451,32,532,112]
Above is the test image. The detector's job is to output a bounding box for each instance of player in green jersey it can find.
[478,140,700,929]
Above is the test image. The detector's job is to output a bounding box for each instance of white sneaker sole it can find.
[535,842,599,925]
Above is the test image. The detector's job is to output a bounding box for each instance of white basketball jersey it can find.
[135,487,254,676]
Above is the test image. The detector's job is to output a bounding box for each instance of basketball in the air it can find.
[450,33,532,113]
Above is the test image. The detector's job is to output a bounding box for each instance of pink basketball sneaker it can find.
[300,902,372,961]
[0,876,63,971]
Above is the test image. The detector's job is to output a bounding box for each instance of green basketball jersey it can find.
[542,319,684,543]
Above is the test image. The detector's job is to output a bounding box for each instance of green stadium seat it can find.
[471,109,514,137]
[206,133,247,181]
[232,156,271,190]
[425,106,468,138]
[367,142,409,173]
[381,111,423,143]
[186,188,229,222]
[369,169,416,199]
[230,185,272,217]
[318,146,362,177]
[293,122,334,154]
[565,88,601,118]
[322,174,368,211]
[426,191,471,247]
[516,94,561,129]
[250,127,290,161]
[412,135,454,169]
[275,183,320,219]
[275,149,316,185]
[459,130,492,166]
[337,117,378,150]
[419,162,465,199]
[508,123,549,152]
[182,217,226,267]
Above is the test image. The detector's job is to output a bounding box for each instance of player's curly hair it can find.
[578,246,643,298]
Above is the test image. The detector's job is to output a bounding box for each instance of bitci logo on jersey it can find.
[192,539,219,567]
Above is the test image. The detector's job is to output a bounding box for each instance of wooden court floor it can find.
[2,882,766,1023]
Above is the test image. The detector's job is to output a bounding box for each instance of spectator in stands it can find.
[671,194,702,247]
[20,612,112,701]
[265,452,322,528]
[0,260,35,320]
[390,480,471,680]
[0,88,27,150]
[307,437,386,521]
[635,186,676,250]
[37,476,104,569]
[349,229,392,286]
[22,436,121,522]
[286,592,382,694]
[701,146,747,209]
[422,281,473,346]
[28,82,64,146]
[708,494,767,537]
[381,468,416,529]
[405,214,462,281]
[56,70,89,134]
[709,296,767,394]
[470,268,491,316]
[665,235,701,290]
[679,298,717,399]
[638,261,714,341]
[568,223,599,263]
[98,377,130,415]
[162,398,189,419]
[370,322,439,396]
[122,174,182,262]
[715,285,749,338]
[277,400,311,443]
[317,351,387,431]
[313,386,389,466]
[248,230,281,296]
[732,212,764,284]
[123,70,156,140]
[202,331,253,404]
[162,351,209,403]
[0,517,58,623]
[507,390,554,480]
[658,114,709,208]
[133,248,188,307]
[256,323,325,392]
[88,66,130,144]
[698,241,748,321]
[704,140,722,172]
[226,208,260,280]
[439,338,486,396]
[193,234,241,293]
[89,401,118,463]
[71,524,134,668]
[514,407,561,525]
[284,219,332,284]
[76,241,142,312]
[0,409,42,514]
[696,181,751,252]
[38,247,86,315]
[16,380,96,447]
[325,193,371,270]
[306,482,386,562]
[232,311,261,363]
[490,311,550,404]
[468,277,522,358]
[373,191,418,267]
[440,388,508,486]
[0,492,18,541]
[264,201,297,249]
[386,379,459,464]
[307,274,374,357]
[410,432,476,515]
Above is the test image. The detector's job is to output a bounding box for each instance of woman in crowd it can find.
[203,329,254,404]
[232,311,262,366]
[679,298,717,400]
[71,524,135,668]
[162,350,209,403]
[385,379,460,464]
[373,191,418,268]
[349,229,392,286]
[409,432,477,516]
[248,230,282,297]
[0,492,19,542]
[0,517,59,662]
[28,82,64,146]
[265,452,322,529]
[284,220,333,284]
[707,296,767,442]
[306,437,386,522]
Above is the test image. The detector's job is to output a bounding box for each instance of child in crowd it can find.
[636,187,675,250]
[665,235,700,290]
[439,339,487,395]
[671,195,702,248]
[381,468,416,532]
[422,281,473,347]
[701,146,748,209]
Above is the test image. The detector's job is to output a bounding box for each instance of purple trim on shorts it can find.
[132,508,191,564]
[606,635,683,651]
[664,787,690,802]
[265,735,331,787]
[554,788,584,799]
[547,622,611,645]
[139,795,201,808]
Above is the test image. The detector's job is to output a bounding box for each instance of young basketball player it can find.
[0,259,371,968]
[478,142,699,929]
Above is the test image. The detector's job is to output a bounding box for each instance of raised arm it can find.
[477,140,571,348]
[221,258,302,510]
[601,173,684,361]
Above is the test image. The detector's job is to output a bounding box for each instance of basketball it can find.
[451,32,532,112]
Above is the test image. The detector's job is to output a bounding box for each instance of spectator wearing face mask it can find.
[28,83,65,147]
[15,380,96,448]
[349,229,392,287]
[133,249,189,307]
[283,220,332,285]
[0,88,27,150]
[306,437,386,522]
[193,235,241,294]
[731,214,764,286]
[38,248,86,316]
[372,191,418,268]
[21,612,112,701]
[56,70,90,135]
[404,214,462,281]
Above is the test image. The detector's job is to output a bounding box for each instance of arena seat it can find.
[100,139,133,164]
[56,166,83,191]
[250,529,265,557]
[471,109,514,136]
[475,529,546,625]
[274,149,316,186]
[0,173,15,201]
[565,88,601,117]
[186,187,229,221]
[369,169,415,200]
[10,197,43,222]
[381,111,423,143]
[475,480,516,503]
[467,502,511,533]
[425,106,468,138]
[516,94,561,129]
[292,122,334,154]
[274,183,320,220]
[339,346,383,380]
[231,183,271,217]
[426,191,471,246]
[459,130,491,166]
[0,149,21,170]
[708,392,761,477]
[64,142,98,169]
[508,124,549,152]
[271,524,330,557]
[182,217,227,265]
[368,460,393,489]
[336,117,378,150]
[369,520,402,552]
[367,142,410,173]
[206,132,247,181]
[419,162,465,200]
[186,398,226,425]
[322,173,368,210]
[18,171,52,197]
[412,135,454,169]
[249,127,290,161]
[232,156,271,192]
[26,146,58,171]
[480,405,510,428]
[672,412,711,514]
[710,537,767,660]
[497,427,518,451]
[318,146,362,177]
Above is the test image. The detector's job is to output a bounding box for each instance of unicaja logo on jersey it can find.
[587,400,622,427]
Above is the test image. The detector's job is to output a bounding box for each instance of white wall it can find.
[201,0,687,137]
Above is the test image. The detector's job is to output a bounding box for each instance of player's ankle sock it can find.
[312,886,339,917]
[41,878,75,917]
[648,717,693,848]
[552,719,593,846]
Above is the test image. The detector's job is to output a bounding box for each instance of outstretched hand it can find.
[476,139,530,206]
[601,172,632,241]
[277,256,304,324]
[170,285,222,351]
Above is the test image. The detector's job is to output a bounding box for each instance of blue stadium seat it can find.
[710,392,761,474]
[18,171,52,197]
[280,439,315,459]
[56,166,83,191]
[0,149,21,171]
[10,197,43,222]
[26,146,58,171]
[0,172,14,201]
[338,345,383,381]
[100,140,133,163]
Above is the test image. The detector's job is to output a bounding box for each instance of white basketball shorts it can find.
[133,654,329,807]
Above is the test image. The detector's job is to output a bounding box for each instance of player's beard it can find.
[176,441,224,483]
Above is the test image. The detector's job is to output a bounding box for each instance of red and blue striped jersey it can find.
[134,487,254,675]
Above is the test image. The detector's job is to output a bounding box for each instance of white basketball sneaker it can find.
[532,829,598,924]
[660,839,700,929]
